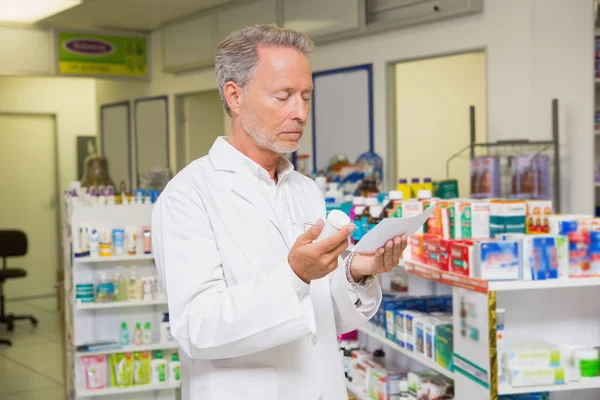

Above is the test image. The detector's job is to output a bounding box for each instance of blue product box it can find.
[423,296,446,313]
[558,220,578,236]
[384,299,408,341]
[477,240,520,281]
[531,237,560,280]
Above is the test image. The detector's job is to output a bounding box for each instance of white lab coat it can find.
[152,137,382,400]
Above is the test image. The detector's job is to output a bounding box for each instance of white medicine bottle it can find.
[315,210,351,242]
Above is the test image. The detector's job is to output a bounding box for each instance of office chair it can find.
[0,230,38,344]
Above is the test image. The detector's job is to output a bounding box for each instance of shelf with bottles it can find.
[76,299,167,310]
[77,345,181,397]
[77,382,181,398]
[75,342,178,357]
[75,254,154,264]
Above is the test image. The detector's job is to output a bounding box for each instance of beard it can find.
[240,105,302,154]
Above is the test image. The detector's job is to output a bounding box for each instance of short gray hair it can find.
[215,24,314,116]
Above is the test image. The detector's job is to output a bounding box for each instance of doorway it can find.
[389,51,487,197]
[175,90,228,172]
[0,113,59,299]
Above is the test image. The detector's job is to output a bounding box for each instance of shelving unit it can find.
[63,204,178,400]
[75,254,154,263]
[499,380,600,395]
[75,343,178,357]
[76,299,167,310]
[358,325,454,379]
[77,382,181,398]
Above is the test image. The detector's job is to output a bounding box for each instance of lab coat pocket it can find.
[209,366,276,400]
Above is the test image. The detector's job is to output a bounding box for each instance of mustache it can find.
[279,126,304,133]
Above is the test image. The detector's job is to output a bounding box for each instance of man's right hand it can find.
[288,219,355,283]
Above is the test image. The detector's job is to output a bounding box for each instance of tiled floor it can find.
[0,296,66,400]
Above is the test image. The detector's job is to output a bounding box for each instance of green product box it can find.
[435,180,459,199]
[435,324,454,371]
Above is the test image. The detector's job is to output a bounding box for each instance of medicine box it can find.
[507,366,565,387]
[404,311,426,352]
[410,234,424,263]
[367,366,389,400]
[423,235,441,268]
[435,324,454,370]
[438,238,452,271]
[444,200,462,239]
[499,234,568,280]
[424,318,448,361]
[506,342,562,370]
[472,156,501,199]
[449,241,475,277]
[490,200,526,237]
[526,201,553,234]
[385,298,425,342]
[474,240,520,281]
[460,200,491,239]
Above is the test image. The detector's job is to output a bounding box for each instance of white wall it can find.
[0,76,96,191]
[395,52,487,197]
[147,0,594,213]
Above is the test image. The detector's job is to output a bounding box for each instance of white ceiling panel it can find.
[38,0,235,31]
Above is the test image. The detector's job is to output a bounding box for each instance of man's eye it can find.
[276,95,289,101]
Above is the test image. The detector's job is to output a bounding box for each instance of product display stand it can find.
[63,203,179,399]
[353,257,600,400]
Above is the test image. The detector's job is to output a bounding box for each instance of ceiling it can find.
[37,0,236,32]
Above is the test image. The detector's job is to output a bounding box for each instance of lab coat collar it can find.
[209,136,294,183]
[209,137,291,247]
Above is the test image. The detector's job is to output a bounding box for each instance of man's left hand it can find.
[350,235,408,282]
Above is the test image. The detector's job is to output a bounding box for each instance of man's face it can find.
[239,45,313,154]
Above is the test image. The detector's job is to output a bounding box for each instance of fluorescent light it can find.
[0,0,82,24]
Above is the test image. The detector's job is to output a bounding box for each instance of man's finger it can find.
[392,236,403,264]
[317,223,354,253]
[325,236,351,260]
[374,248,384,272]
[299,219,324,244]
[383,240,394,269]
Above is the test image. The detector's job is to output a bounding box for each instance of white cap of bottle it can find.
[315,210,351,242]
[365,197,379,206]
[353,196,366,205]
[417,189,432,199]
[369,205,384,218]
[389,190,403,200]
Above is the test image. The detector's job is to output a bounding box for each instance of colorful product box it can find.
[471,156,502,198]
[490,200,526,238]
[367,367,389,400]
[474,240,520,281]
[425,318,448,361]
[438,238,452,271]
[507,367,565,387]
[568,231,592,277]
[384,298,425,342]
[510,154,551,200]
[460,200,491,239]
[404,311,426,351]
[526,201,553,234]
[500,234,568,280]
[379,373,408,400]
[423,235,441,268]
[410,234,425,262]
[449,241,475,277]
[435,324,454,371]
[423,296,448,313]
[444,200,462,239]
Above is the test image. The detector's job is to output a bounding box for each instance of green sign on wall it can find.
[58,32,147,78]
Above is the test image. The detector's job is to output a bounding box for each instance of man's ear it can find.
[224,81,243,115]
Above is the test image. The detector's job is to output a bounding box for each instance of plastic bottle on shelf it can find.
[417,189,433,200]
[422,177,434,193]
[361,197,380,237]
[142,322,152,345]
[151,351,167,384]
[169,353,181,383]
[410,178,422,198]
[368,205,384,232]
[396,178,411,200]
[383,190,403,218]
[119,322,130,346]
[133,322,143,346]
[160,313,173,344]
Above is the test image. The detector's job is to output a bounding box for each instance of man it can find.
[152,24,407,400]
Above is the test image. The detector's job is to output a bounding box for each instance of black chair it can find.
[0,230,38,343]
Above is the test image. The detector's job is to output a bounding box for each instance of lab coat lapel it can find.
[231,171,281,232]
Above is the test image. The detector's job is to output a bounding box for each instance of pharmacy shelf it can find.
[402,259,489,294]
[499,378,600,395]
[74,254,154,263]
[76,299,167,310]
[75,342,178,357]
[358,325,454,380]
[77,382,180,398]
[402,259,600,293]
[346,379,368,400]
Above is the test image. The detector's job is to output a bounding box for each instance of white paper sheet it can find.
[353,204,437,253]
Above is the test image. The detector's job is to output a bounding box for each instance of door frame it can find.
[0,112,61,299]
[385,47,488,192]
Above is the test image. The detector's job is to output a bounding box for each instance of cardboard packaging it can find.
[460,200,491,239]
[474,240,520,281]
[490,200,526,237]
[526,200,553,234]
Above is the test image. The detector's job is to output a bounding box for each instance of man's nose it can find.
[289,97,309,124]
